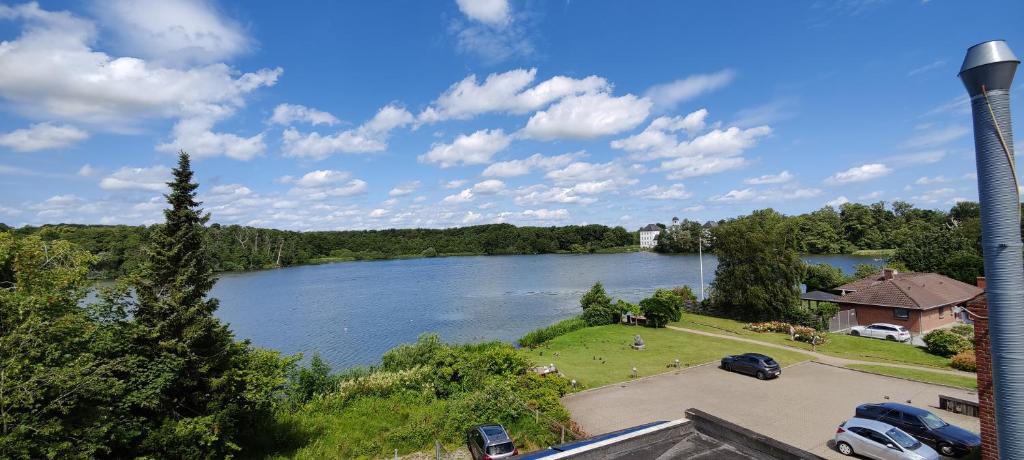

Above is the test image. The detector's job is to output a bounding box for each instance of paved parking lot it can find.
[563,361,979,459]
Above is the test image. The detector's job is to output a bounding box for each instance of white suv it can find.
[849,323,912,342]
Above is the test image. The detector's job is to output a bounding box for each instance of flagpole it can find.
[698,231,705,301]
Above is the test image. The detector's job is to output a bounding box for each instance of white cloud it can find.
[419,129,511,167]
[825,163,892,184]
[462,210,483,224]
[472,179,506,194]
[545,161,633,185]
[294,170,351,188]
[0,2,281,137]
[0,122,88,152]
[389,181,421,197]
[455,0,509,25]
[859,190,884,200]
[442,188,475,204]
[418,68,608,123]
[443,179,467,189]
[610,109,709,153]
[99,165,171,192]
[482,152,582,177]
[77,164,97,177]
[826,196,850,207]
[369,208,389,218]
[912,187,957,204]
[664,157,748,180]
[915,175,947,185]
[512,185,596,206]
[633,184,692,200]
[712,186,821,203]
[644,69,735,111]
[889,150,946,166]
[521,92,651,140]
[495,208,570,223]
[157,114,266,160]
[744,170,793,185]
[270,103,340,126]
[97,0,251,65]
[282,104,413,159]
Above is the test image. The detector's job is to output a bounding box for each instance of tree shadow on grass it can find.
[238,413,321,459]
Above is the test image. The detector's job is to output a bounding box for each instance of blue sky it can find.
[1,0,1022,230]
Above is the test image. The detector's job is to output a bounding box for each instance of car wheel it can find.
[938,443,955,456]
[756,371,766,380]
[886,335,896,341]
[722,363,731,372]
[850,330,860,336]
[837,441,854,456]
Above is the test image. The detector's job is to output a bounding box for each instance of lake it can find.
[212,252,881,369]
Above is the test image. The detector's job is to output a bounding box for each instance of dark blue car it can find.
[854,403,980,458]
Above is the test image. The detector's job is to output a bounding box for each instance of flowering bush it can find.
[950,350,977,372]
[792,325,828,345]
[924,329,974,357]
[745,321,792,333]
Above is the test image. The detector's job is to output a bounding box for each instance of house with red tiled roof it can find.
[834,268,983,335]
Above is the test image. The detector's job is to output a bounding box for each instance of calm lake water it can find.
[211,252,881,369]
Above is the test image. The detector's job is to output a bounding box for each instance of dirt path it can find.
[665,325,976,378]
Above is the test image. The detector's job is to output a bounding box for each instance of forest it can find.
[4,222,636,277]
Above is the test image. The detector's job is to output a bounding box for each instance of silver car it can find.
[835,418,939,460]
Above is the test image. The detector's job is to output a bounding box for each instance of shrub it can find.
[923,329,974,357]
[950,324,975,339]
[950,350,977,372]
[519,317,588,348]
[421,247,438,257]
[792,325,828,345]
[580,282,615,326]
[746,321,792,333]
[639,289,685,327]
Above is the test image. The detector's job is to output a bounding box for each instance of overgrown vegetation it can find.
[519,317,589,348]
[923,328,975,357]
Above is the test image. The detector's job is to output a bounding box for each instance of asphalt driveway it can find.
[562,361,979,459]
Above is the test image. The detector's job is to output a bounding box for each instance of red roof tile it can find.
[835,271,983,310]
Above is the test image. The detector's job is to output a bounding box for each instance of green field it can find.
[850,248,897,257]
[672,313,952,369]
[521,324,812,389]
[846,364,978,390]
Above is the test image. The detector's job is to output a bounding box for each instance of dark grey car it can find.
[721,353,781,380]
[467,424,518,459]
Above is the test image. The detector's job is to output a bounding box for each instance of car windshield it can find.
[886,428,922,449]
[763,358,778,366]
[920,412,948,429]
[898,326,908,332]
[487,442,515,455]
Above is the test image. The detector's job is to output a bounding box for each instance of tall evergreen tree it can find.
[130,151,247,456]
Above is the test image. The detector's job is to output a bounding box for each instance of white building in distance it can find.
[639,224,661,249]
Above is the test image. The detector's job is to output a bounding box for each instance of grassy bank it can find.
[851,248,897,257]
[672,313,952,369]
[522,324,812,389]
[846,364,977,390]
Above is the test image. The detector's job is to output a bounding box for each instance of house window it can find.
[893,308,910,320]
[939,306,945,318]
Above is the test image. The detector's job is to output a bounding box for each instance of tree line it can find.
[656,200,1003,285]
[6,222,636,278]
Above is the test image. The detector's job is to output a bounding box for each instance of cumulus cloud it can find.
[419,129,511,167]
[482,152,582,177]
[825,163,891,184]
[744,170,793,185]
[270,103,340,126]
[389,181,421,197]
[644,69,735,111]
[521,93,651,140]
[443,179,468,189]
[286,169,367,200]
[99,165,172,192]
[496,208,570,223]
[632,184,691,200]
[77,164,97,177]
[544,161,636,185]
[915,175,947,185]
[455,0,509,25]
[282,104,413,159]
[0,2,281,150]
[157,113,267,160]
[912,187,958,204]
[472,179,505,194]
[826,196,850,207]
[442,188,475,204]
[612,110,772,180]
[0,122,88,152]
[418,68,608,123]
[97,0,251,65]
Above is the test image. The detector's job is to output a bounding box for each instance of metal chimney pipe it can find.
[959,39,1022,456]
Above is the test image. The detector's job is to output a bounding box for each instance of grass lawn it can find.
[846,364,978,390]
[672,313,953,369]
[521,324,812,389]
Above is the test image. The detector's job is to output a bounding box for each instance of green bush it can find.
[639,289,684,327]
[923,329,974,357]
[950,324,975,339]
[950,350,977,372]
[580,282,616,326]
[519,317,588,348]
